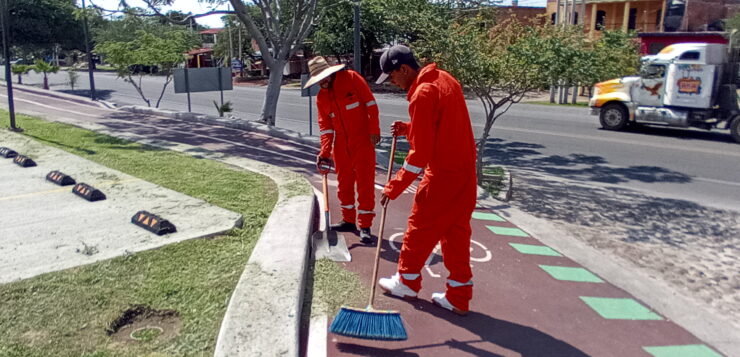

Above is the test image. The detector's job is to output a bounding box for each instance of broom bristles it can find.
[329,306,408,341]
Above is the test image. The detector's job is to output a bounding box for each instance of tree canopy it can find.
[3,0,91,58]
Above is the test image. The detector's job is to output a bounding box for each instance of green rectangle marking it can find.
[472,211,506,222]
[580,297,663,320]
[487,226,529,237]
[509,243,562,257]
[643,345,721,357]
[539,265,604,283]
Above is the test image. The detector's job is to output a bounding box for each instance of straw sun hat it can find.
[303,56,346,89]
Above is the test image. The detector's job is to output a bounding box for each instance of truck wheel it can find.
[599,103,628,130]
[731,117,740,144]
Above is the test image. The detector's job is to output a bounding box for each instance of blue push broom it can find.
[329,136,408,341]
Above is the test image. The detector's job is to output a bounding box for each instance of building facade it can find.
[545,0,740,53]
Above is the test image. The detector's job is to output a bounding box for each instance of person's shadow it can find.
[337,300,589,356]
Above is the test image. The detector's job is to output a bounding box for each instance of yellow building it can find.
[546,0,667,35]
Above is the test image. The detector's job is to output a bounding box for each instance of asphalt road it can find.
[5,69,740,211]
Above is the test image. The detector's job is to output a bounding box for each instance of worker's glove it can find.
[391,121,409,137]
[316,156,333,174]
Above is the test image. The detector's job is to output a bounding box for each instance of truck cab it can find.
[590,43,740,143]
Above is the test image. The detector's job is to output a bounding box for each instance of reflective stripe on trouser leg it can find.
[335,153,357,224]
[439,178,476,312]
[355,147,376,228]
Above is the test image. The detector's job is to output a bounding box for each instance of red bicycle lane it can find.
[314,169,723,357]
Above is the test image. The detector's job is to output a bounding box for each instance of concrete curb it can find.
[213,156,315,357]
[15,112,316,357]
[0,82,114,109]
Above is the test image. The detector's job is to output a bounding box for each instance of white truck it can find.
[589,43,740,143]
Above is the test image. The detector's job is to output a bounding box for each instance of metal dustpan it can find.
[312,172,351,262]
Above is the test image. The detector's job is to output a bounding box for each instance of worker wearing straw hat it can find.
[304,56,381,243]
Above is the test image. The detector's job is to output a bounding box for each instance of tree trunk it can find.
[476,109,497,184]
[549,84,556,103]
[572,85,578,104]
[43,75,49,90]
[260,59,286,125]
[17,75,21,85]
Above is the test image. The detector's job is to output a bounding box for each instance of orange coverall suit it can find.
[317,70,380,229]
[384,64,478,311]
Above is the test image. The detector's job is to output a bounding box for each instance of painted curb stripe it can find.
[643,344,722,357]
[509,243,562,257]
[472,211,506,222]
[487,226,529,237]
[580,297,663,320]
[539,265,604,283]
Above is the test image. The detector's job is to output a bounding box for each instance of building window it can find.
[574,12,579,25]
[628,8,637,30]
[552,12,557,25]
[596,10,606,30]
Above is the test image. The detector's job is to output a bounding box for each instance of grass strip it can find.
[0,111,278,357]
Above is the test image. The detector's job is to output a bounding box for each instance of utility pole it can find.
[227,4,233,66]
[81,0,96,100]
[353,0,361,74]
[0,0,18,131]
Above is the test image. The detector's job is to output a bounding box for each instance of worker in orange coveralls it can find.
[303,56,381,243]
[376,45,477,315]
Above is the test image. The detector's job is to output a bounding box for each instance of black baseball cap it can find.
[376,45,418,84]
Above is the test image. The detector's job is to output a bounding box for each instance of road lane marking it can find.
[0,94,100,118]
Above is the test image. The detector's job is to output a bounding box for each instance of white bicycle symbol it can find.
[388,232,492,278]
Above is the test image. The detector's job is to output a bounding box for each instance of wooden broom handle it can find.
[369,136,397,307]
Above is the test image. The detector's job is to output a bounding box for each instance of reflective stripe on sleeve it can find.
[402,273,420,280]
[403,161,423,174]
[358,210,375,215]
[365,100,377,107]
[320,129,335,135]
[340,204,355,209]
[345,102,360,110]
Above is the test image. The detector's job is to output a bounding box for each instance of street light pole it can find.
[81,0,96,100]
[0,0,18,131]
[353,0,361,74]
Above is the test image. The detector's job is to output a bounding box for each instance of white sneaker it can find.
[431,292,468,316]
[378,273,418,300]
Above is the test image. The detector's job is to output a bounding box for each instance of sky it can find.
[86,0,547,29]
[87,0,232,28]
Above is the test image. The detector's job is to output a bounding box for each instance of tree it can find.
[96,28,198,107]
[3,0,89,58]
[10,64,31,84]
[417,15,564,180]
[211,14,255,64]
[114,0,319,126]
[32,59,59,90]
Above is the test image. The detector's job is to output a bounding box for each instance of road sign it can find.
[301,74,320,97]
[231,59,243,70]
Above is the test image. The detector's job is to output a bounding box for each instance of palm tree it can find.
[32,60,60,90]
[10,65,31,84]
